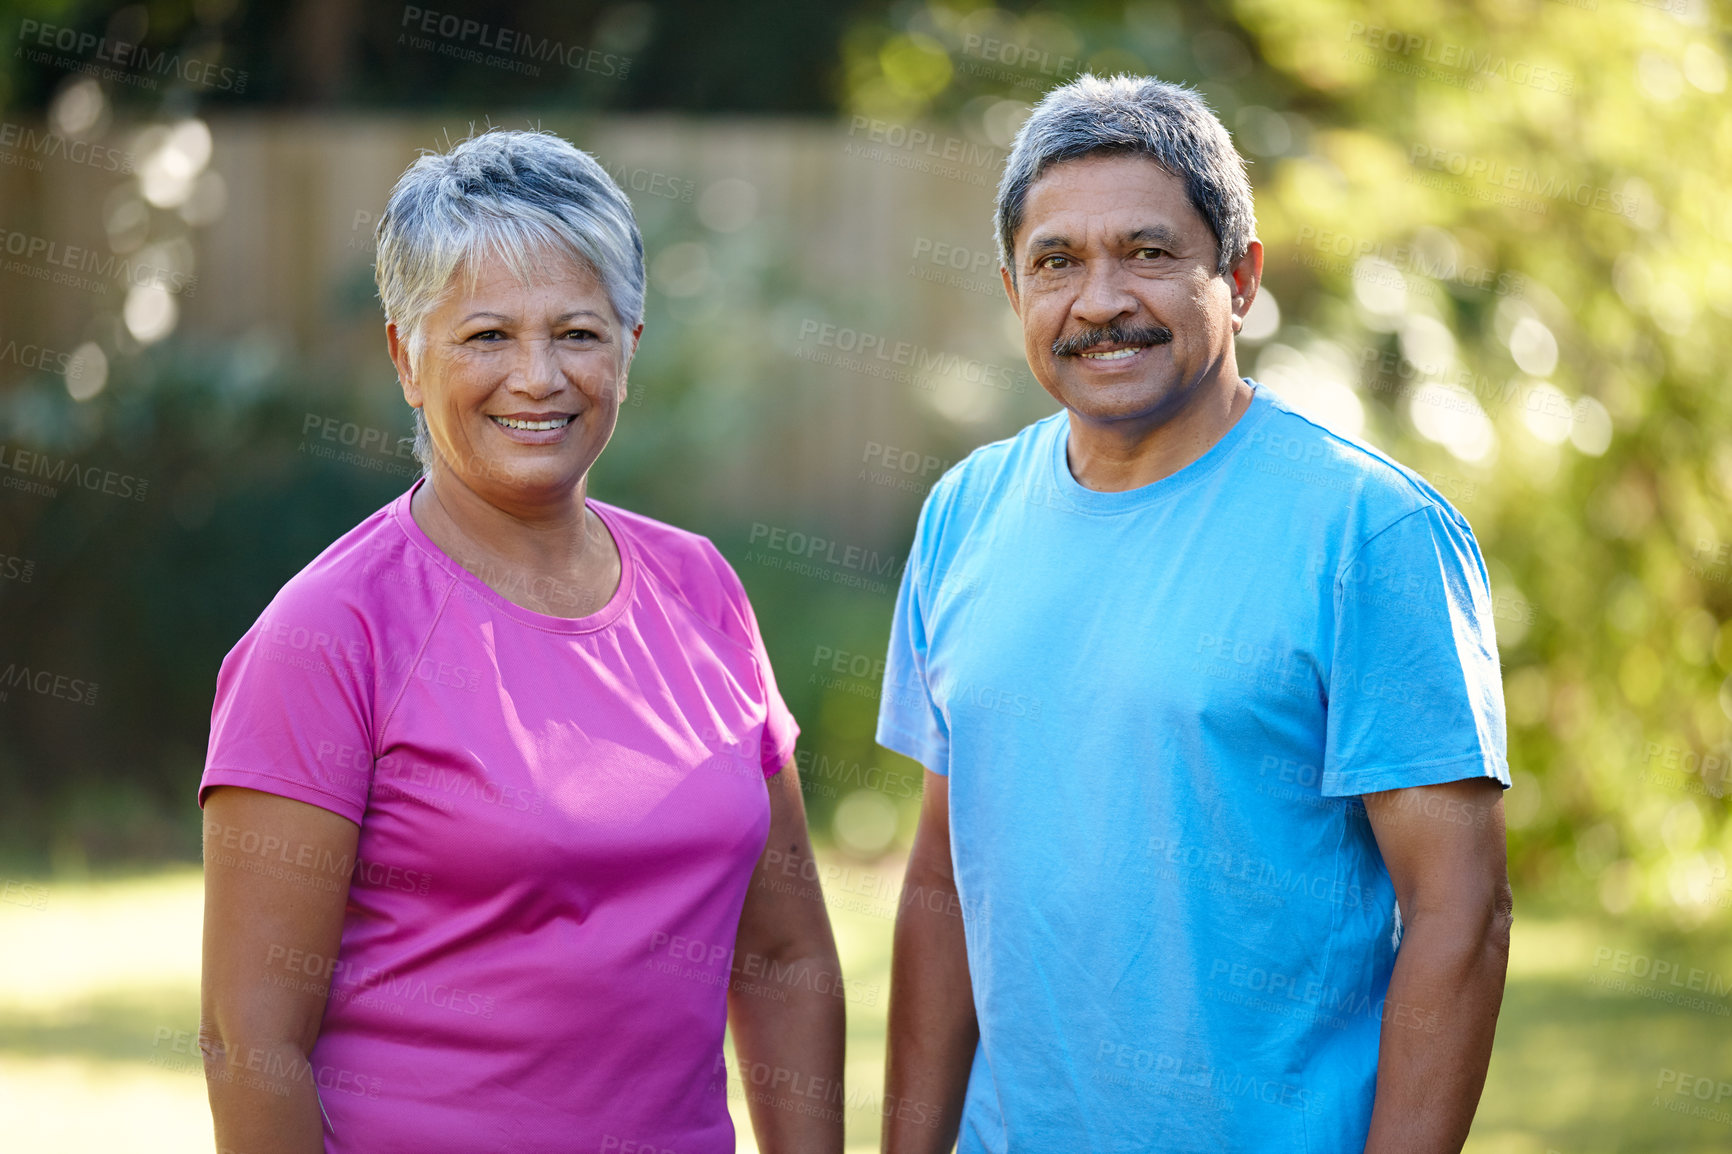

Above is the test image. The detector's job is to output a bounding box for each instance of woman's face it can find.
[390,246,641,508]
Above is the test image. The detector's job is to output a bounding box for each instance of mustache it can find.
[1051,323,1173,359]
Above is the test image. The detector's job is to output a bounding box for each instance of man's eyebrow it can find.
[1123,225,1183,248]
[1024,224,1185,258]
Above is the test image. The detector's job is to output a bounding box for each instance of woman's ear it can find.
[617,322,644,402]
[386,322,419,405]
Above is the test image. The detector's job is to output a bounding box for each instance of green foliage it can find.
[836,0,1732,924]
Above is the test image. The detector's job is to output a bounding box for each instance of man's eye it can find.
[1037,254,1071,270]
[1132,247,1167,260]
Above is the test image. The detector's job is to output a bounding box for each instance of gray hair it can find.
[373,128,645,474]
[994,73,1255,281]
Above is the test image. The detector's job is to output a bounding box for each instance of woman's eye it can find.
[563,328,599,341]
[468,329,505,342]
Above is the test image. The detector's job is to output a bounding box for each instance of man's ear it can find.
[1000,264,1021,320]
[1226,239,1264,335]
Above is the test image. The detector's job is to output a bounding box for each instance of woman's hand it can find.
[727,760,847,1154]
[201,786,359,1154]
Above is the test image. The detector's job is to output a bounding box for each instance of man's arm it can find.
[883,769,977,1153]
[728,759,846,1154]
[202,785,359,1153]
[1361,777,1513,1154]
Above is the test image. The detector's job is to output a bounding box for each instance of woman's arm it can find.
[727,759,846,1154]
[201,786,359,1154]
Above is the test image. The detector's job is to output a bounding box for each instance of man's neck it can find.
[1064,373,1254,493]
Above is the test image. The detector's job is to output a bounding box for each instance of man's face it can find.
[1002,152,1259,428]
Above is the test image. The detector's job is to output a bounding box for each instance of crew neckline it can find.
[1047,378,1272,514]
[392,475,636,634]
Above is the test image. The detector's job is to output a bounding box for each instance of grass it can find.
[3,861,1730,1152]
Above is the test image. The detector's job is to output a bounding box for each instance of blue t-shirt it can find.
[876,381,1509,1153]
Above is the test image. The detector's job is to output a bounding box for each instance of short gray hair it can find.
[995,73,1255,281]
[373,128,645,474]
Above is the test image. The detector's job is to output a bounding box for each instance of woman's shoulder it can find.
[245,491,455,655]
[592,499,754,634]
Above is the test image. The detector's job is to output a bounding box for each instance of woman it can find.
[198,129,844,1153]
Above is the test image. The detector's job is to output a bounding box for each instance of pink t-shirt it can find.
[200,478,798,1153]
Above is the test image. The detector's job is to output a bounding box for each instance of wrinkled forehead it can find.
[1016,153,1213,256]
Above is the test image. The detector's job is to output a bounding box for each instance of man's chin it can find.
[1050,380,1180,425]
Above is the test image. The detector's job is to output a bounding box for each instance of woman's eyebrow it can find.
[456,310,608,324]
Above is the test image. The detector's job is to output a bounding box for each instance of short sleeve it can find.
[1322,503,1510,797]
[876,490,951,776]
[199,600,378,825]
[736,584,800,778]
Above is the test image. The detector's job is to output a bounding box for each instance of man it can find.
[877,74,1512,1153]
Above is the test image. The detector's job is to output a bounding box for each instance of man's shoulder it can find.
[925,410,1066,515]
[1249,385,1472,541]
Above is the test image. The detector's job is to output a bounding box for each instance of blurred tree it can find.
[837,0,1732,923]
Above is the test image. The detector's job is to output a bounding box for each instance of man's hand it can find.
[1361,777,1513,1154]
[883,769,977,1154]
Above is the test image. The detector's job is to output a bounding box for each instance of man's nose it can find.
[1069,263,1139,326]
